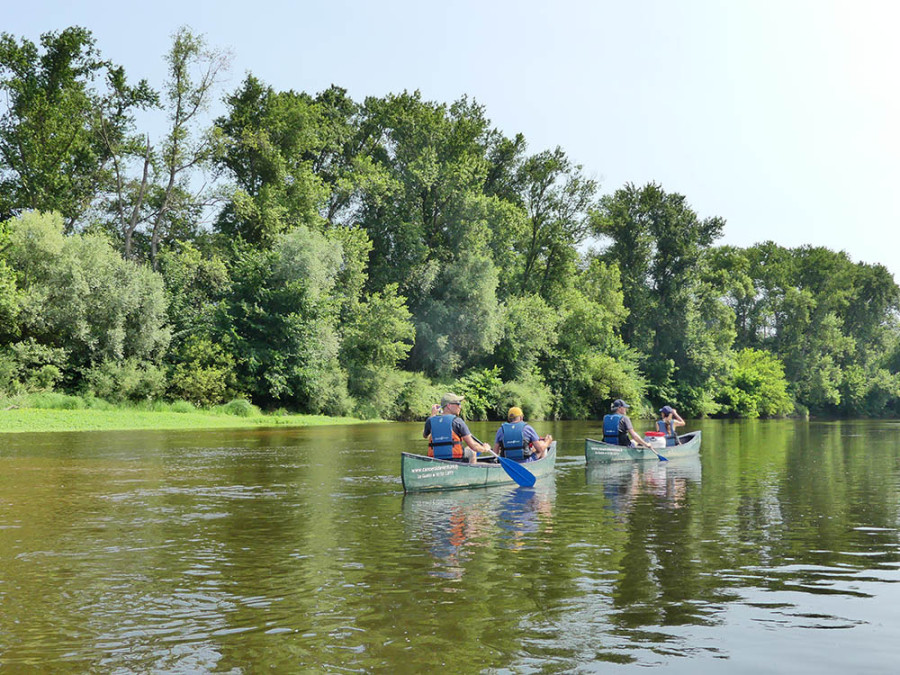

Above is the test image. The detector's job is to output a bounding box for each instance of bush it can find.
[549,352,645,420]
[0,339,69,395]
[22,392,85,410]
[302,365,354,417]
[392,371,444,421]
[713,348,792,418]
[454,367,504,421]
[348,366,409,420]
[168,400,195,413]
[84,359,167,403]
[494,378,553,421]
[0,352,18,395]
[167,336,237,407]
[81,394,115,410]
[216,398,259,417]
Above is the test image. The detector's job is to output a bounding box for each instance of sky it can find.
[5,0,900,279]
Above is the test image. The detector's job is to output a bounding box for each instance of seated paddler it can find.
[423,393,490,464]
[603,399,652,449]
[493,406,553,462]
[657,405,685,446]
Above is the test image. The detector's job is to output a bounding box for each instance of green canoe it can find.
[584,431,701,463]
[401,442,557,493]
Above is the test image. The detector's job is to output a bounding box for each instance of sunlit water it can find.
[1,419,899,672]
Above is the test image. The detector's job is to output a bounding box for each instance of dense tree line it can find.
[2,27,899,419]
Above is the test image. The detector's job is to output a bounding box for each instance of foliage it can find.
[216,227,352,413]
[214,398,259,417]
[596,183,728,415]
[715,348,793,418]
[168,335,237,407]
[84,358,167,402]
[3,27,900,420]
[494,377,553,422]
[409,253,502,376]
[492,294,559,382]
[0,258,18,339]
[4,211,170,381]
[0,27,156,225]
[454,366,504,421]
[0,339,68,394]
[391,371,444,421]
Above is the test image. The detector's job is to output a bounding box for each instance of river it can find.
[1,419,899,672]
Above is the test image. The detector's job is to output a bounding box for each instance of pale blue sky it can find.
[6,0,899,279]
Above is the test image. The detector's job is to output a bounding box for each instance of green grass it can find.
[0,393,373,434]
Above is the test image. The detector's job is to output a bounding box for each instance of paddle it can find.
[643,443,668,462]
[473,435,537,488]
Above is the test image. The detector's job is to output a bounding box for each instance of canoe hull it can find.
[584,431,701,463]
[402,442,557,492]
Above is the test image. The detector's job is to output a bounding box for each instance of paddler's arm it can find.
[532,433,552,454]
[462,434,491,454]
[628,427,652,448]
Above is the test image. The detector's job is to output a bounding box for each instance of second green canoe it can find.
[585,431,702,463]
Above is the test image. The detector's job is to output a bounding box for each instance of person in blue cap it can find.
[603,399,652,448]
[657,405,685,445]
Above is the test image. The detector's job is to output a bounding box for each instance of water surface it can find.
[2,419,899,672]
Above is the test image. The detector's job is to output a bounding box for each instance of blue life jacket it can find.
[500,422,531,461]
[603,413,627,445]
[657,419,679,446]
[429,414,464,460]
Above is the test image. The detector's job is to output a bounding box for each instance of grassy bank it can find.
[0,393,372,434]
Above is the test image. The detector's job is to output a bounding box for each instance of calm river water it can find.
[2,419,899,672]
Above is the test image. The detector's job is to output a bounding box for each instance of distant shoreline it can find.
[0,407,374,435]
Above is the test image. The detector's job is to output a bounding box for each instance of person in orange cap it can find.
[492,406,553,462]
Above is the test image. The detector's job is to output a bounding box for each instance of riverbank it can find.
[0,408,373,434]
[0,394,373,434]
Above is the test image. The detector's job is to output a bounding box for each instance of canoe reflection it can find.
[402,481,556,577]
[586,455,702,513]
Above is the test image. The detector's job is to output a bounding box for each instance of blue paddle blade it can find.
[498,456,536,487]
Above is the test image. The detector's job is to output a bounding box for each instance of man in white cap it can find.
[423,393,491,464]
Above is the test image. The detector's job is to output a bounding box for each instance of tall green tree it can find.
[0,27,155,226]
[145,28,230,267]
[214,75,328,244]
[596,183,728,414]
[217,226,354,413]
[513,147,598,301]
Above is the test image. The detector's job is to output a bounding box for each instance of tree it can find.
[596,183,728,414]
[492,294,558,382]
[0,27,155,226]
[217,227,352,413]
[0,218,18,339]
[514,147,598,301]
[408,253,503,377]
[356,91,493,297]
[715,348,793,417]
[214,75,328,244]
[147,27,231,267]
[3,211,170,389]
